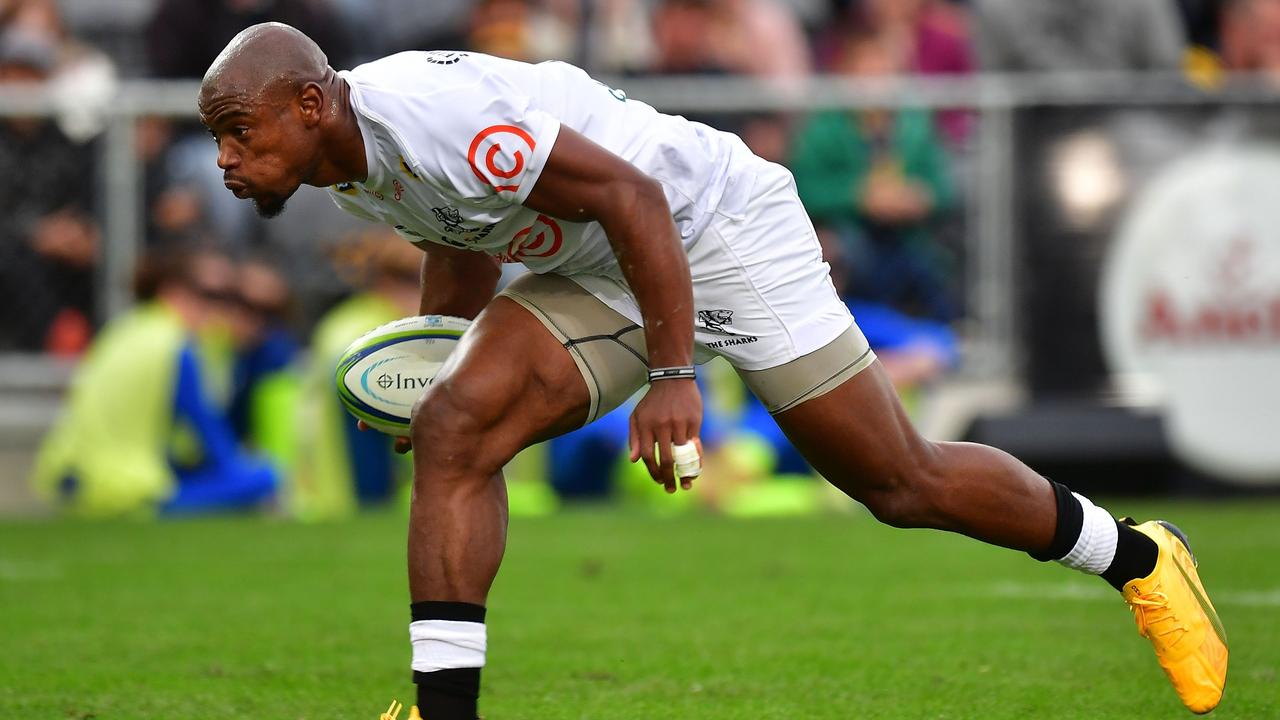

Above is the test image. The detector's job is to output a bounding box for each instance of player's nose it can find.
[216,144,240,170]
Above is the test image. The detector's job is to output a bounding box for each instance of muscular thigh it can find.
[770,359,935,491]
[498,272,649,424]
[416,295,594,470]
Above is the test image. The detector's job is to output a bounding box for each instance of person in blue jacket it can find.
[34,247,278,516]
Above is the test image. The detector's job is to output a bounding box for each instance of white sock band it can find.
[409,620,487,673]
[1057,492,1119,575]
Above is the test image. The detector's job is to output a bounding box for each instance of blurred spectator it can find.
[648,0,808,158]
[817,0,974,145]
[287,231,419,520]
[467,0,575,63]
[972,0,1185,72]
[816,227,958,392]
[709,0,812,161]
[649,0,810,81]
[151,131,259,250]
[1181,0,1280,87]
[651,0,722,75]
[579,0,654,74]
[330,0,471,64]
[0,26,99,354]
[2,0,116,141]
[1218,0,1280,80]
[649,0,746,132]
[32,247,278,517]
[707,0,811,82]
[790,34,957,320]
[1178,0,1225,51]
[817,0,972,77]
[145,0,351,79]
[227,256,301,466]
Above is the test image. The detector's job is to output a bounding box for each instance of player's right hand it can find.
[356,419,413,454]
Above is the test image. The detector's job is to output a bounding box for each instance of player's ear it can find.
[298,82,323,127]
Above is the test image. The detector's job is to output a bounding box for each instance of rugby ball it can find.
[335,315,472,436]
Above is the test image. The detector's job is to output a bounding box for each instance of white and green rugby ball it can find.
[335,315,472,436]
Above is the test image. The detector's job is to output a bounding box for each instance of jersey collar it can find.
[340,71,385,188]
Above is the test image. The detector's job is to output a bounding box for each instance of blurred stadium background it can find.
[1,0,1279,717]
[3,0,1280,513]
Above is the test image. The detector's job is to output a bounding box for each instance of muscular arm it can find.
[524,126,699,490]
[523,126,693,369]
[415,242,502,319]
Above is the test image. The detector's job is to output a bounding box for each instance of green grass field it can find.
[2,501,1278,719]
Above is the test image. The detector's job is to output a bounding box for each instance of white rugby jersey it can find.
[328,50,758,277]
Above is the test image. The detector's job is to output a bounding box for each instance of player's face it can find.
[201,94,317,218]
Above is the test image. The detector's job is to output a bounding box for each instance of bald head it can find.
[200,22,329,106]
[197,23,367,220]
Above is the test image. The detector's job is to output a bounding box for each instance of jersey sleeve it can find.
[392,73,561,206]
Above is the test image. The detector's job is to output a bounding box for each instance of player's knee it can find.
[856,441,948,529]
[409,376,510,475]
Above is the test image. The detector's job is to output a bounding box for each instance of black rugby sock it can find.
[1101,521,1160,592]
[1030,481,1158,592]
[1029,480,1083,562]
[412,601,485,720]
[416,668,481,720]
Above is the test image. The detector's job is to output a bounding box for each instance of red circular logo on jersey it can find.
[501,215,562,262]
[468,124,536,193]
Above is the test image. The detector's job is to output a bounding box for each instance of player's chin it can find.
[251,192,290,219]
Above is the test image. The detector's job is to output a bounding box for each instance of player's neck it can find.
[309,77,368,187]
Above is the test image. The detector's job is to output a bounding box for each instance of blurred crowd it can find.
[6,0,1280,517]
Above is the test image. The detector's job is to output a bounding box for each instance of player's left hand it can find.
[356,419,413,454]
[629,379,703,493]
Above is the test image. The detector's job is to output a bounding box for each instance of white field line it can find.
[0,559,62,581]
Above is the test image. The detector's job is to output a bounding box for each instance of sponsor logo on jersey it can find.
[424,51,468,65]
[500,214,562,262]
[431,206,468,232]
[429,207,498,243]
[697,309,734,333]
[333,182,358,195]
[393,179,405,202]
[706,336,758,348]
[395,224,469,249]
[468,124,536,193]
[593,79,627,102]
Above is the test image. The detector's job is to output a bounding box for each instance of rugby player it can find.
[198,23,1228,718]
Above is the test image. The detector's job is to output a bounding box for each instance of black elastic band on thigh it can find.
[411,600,487,623]
[563,324,647,365]
[1029,481,1083,562]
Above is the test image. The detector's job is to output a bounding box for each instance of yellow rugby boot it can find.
[378,700,423,720]
[1121,519,1228,714]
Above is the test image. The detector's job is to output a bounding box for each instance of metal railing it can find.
[2,71,1278,381]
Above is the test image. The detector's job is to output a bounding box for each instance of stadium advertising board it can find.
[1101,147,1280,485]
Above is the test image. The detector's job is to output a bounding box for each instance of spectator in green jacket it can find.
[790,32,958,320]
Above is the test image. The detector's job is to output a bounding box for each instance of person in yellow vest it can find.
[287,231,420,520]
[32,247,278,516]
[226,256,302,471]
